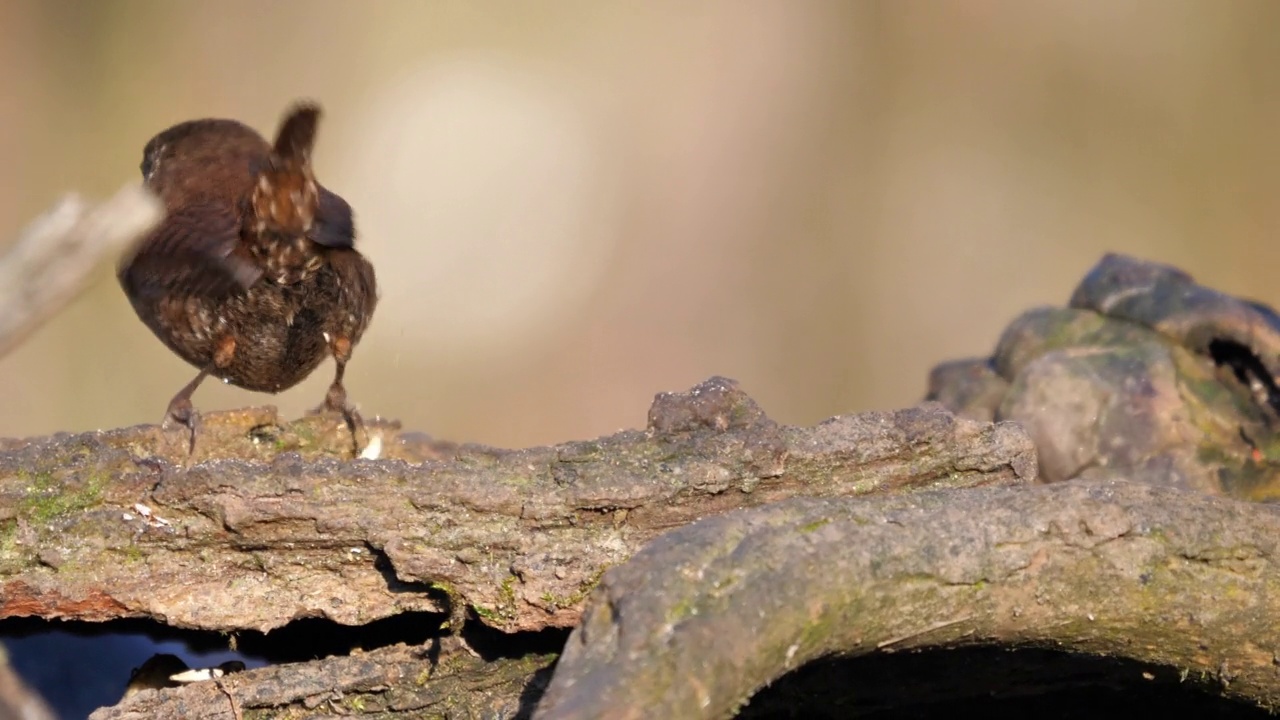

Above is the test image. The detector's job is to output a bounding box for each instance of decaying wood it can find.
[0,377,1033,637]
[9,370,1280,718]
[0,376,1033,718]
[90,640,556,720]
[927,253,1280,500]
[535,479,1280,719]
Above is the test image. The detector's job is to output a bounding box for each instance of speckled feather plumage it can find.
[119,102,377,402]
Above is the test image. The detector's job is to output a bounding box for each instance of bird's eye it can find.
[140,155,153,179]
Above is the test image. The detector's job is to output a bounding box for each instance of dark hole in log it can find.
[0,608,449,718]
[235,611,448,663]
[369,543,441,596]
[460,613,570,662]
[1209,339,1280,418]
[737,646,1270,719]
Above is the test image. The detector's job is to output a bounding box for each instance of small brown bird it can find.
[118,101,378,453]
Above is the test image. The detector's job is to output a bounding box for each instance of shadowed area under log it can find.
[739,646,1271,719]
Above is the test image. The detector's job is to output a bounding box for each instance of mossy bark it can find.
[0,377,1034,718]
[536,480,1280,719]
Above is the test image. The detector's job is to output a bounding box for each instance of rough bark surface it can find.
[0,377,1040,718]
[0,378,1032,637]
[89,641,556,720]
[17,247,1280,718]
[536,479,1280,719]
[927,253,1280,499]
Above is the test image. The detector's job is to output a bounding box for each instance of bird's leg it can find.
[310,334,366,455]
[163,337,235,456]
[163,366,211,455]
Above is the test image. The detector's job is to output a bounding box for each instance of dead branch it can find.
[0,641,56,720]
[0,185,162,359]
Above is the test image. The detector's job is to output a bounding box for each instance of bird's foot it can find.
[308,383,369,457]
[161,395,201,457]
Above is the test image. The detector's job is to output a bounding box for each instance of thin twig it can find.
[214,678,242,720]
[877,616,974,650]
[0,184,162,359]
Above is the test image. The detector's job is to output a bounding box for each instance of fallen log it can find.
[0,377,1032,637]
[536,479,1280,718]
[0,376,1033,718]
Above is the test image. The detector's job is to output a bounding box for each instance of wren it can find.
[118,101,378,454]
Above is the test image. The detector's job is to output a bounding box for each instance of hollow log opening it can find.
[2,609,456,717]
[739,646,1271,719]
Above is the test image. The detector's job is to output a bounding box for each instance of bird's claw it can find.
[162,397,201,456]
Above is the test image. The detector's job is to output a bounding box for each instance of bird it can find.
[118,101,378,454]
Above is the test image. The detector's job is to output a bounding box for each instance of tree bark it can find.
[535,479,1280,719]
[0,377,1037,718]
[0,378,1032,636]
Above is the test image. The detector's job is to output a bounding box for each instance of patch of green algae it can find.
[471,574,521,623]
[19,471,105,524]
[539,567,608,611]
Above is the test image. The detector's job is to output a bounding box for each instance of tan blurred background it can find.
[1,0,1278,448]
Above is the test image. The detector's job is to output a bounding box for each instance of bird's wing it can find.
[118,201,263,303]
[311,186,356,248]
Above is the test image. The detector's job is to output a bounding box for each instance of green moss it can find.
[20,471,105,523]
[470,603,500,621]
[293,423,318,447]
[799,518,830,533]
[666,595,700,624]
[539,567,608,611]
[473,574,523,623]
[515,652,559,670]
[121,544,145,564]
[500,473,536,487]
[0,520,19,566]
[500,575,517,603]
[429,581,458,606]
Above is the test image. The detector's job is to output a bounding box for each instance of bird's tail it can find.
[249,101,323,238]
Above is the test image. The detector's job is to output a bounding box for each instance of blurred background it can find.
[2,0,1280,449]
